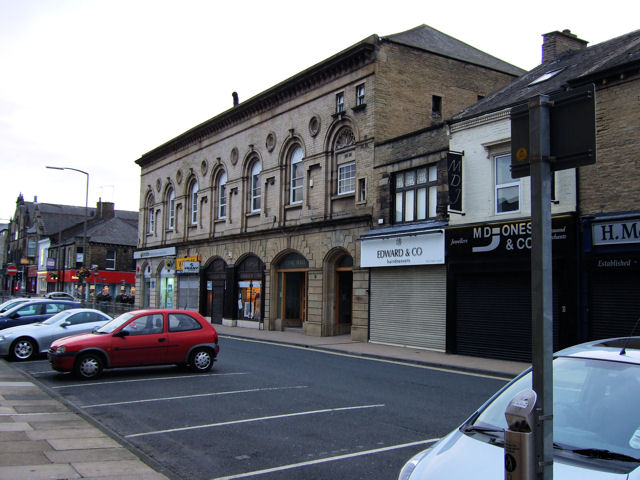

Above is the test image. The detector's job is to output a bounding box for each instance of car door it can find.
[109,313,168,367]
[166,312,207,363]
[52,311,105,343]
[8,303,46,327]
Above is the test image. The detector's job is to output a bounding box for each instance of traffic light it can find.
[16,271,22,282]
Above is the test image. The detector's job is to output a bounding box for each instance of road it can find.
[15,336,511,480]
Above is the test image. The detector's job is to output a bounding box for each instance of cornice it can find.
[136,38,378,167]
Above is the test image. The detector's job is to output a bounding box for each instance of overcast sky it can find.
[1,0,637,222]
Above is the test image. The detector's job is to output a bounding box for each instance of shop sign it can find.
[133,246,176,259]
[448,216,574,259]
[592,219,640,246]
[591,256,640,271]
[176,256,199,271]
[178,261,200,274]
[46,257,56,270]
[361,230,444,268]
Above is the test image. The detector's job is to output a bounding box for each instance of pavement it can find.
[0,323,529,480]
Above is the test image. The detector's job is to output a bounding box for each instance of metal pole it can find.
[528,95,554,480]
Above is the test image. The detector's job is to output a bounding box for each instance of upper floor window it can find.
[218,171,227,219]
[66,246,74,268]
[356,84,365,106]
[27,237,36,257]
[146,196,154,235]
[336,92,345,113]
[190,181,199,225]
[338,162,355,195]
[495,154,520,213]
[167,189,175,230]
[289,145,304,204]
[394,165,438,223]
[106,249,116,270]
[250,161,261,212]
[432,95,442,119]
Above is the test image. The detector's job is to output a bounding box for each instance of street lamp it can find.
[46,166,89,300]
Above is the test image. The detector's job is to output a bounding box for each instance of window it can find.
[27,238,36,257]
[356,84,365,106]
[338,162,355,195]
[218,171,227,219]
[432,95,442,119]
[66,246,74,268]
[394,165,438,223]
[336,92,344,113]
[190,181,199,225]
[250,161,261,212]
[147,196,155,235]
[289,146,304,204]
[495,154,520,213]
[167,189,175,230]
[123,314,164,336]
[169,313,202,332]
[106,249,116,270]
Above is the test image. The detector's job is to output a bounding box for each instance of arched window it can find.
[146,194,155,235]
[167,189,175,230]
[250,160,261,212]
[217,172,227,219]
[289,145,303,204]
[190,180,199,226]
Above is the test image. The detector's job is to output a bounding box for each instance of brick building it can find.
[134,25,522,340]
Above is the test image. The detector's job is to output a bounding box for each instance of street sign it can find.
[511,84,596,178]
[7,265,17,276]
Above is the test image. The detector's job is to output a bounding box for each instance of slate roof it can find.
[451,29,640,121]
[84,216,138,246]
[25,202,96,236]
[384,25,525,76]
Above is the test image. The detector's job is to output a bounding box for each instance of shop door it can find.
[336,270,352,325]
[208,281,225,324]
[284,272,306,327]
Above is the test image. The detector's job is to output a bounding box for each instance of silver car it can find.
[399,337,640,479]
[0,308,111,361]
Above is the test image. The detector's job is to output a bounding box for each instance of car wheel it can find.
[189,348,213,373]
[74,353,104,380]
[10,337,36,361]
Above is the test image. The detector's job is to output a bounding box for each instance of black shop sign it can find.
[447,216,574,259]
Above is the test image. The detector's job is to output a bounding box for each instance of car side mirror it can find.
[10,313,19,319]
[61,321,71,328]
[113,330,129,338]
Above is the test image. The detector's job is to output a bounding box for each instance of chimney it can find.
[97,199,114,219]
[232,91,239,107]
[542,29,587,63]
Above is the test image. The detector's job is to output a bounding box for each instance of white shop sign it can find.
[361,230,445,267]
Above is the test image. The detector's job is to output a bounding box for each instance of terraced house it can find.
[134,25,522,340]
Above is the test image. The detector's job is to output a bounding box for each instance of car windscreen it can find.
[96,312,137,333]
[41,310,75,325]
[472,357,640,461]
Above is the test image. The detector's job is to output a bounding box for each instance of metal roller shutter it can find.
[589,271,640,341]
[370,266,446,351]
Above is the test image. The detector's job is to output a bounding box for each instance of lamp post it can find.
[46,166,89,300]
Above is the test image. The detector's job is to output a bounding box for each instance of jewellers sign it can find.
[592,219,640,246]
[361,231,444,268]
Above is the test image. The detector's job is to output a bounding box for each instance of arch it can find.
[323,115,359,152]
[163,183,176,231]
[323,247,354,335]
[144,190,156,236]
[235,254,265,324]
[279,139,306,206]
[211,165,227,220]
[273,250,309,328]
[201,256,228,324]
[185,174,199,226]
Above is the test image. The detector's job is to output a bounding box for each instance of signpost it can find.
[7,265,17,276]
[509,84,595,480]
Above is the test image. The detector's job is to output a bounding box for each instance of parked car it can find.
[0,300,81,330]
[48,309,220,379]
[0,298,30,313]
[398,337,640,479]
[0,308,112,361]
[45,292,76,300]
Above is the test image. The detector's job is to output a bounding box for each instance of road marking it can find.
[209,438,440,479]
[221,336,514,381]
[82,385,308,408]
[126,403,385,438]
[51,372,248,388]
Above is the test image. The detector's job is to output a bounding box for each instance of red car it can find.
[48,309,219,379]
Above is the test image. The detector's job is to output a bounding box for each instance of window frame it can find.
[336,92,345,113]
[250,161,261,213]
[355,84,365,106]
[494,153,520,214]
[337,161,356,195]
[190,180,199,226]
[106,249,116,270]
[217,171,227,219]
[167,189,175,230]
[393,165,439,224]
[289,145,304,204]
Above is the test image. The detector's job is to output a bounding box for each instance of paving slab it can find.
[0,464,81,480]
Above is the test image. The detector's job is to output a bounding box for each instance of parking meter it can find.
[504,389,537,480]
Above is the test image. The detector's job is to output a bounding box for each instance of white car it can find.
[0,308,111,361]
[399,337,640,479]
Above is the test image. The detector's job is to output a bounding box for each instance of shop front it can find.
[44,269,136,300]
[360,223,447,351]
[582,213,640,341]
[446,215,577,362]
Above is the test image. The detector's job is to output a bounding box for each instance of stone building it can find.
[135,25,522,340]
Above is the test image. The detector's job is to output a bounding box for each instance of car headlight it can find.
[56,345,66,354]
[398,449,431,480]
[0,336,6,342]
